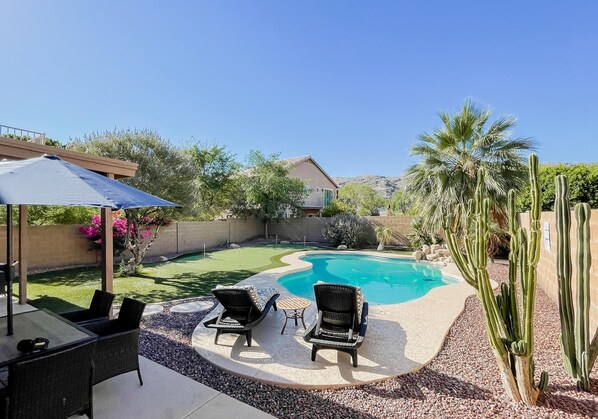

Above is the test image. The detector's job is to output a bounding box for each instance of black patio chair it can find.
[59,289,115,324]
[303,283,368,367]
[0,340,97,419]
[203,285,279,347]
[83,297,146,386]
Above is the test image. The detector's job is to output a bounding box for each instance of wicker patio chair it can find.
[59,289,115,324]
[0,340,97,419]
[203,285,279,347]
[302,283,369,367]
[83,297,146,386]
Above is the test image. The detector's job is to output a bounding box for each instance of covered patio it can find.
[0,133,137,306]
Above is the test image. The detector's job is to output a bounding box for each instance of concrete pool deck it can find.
[192,250,484,388]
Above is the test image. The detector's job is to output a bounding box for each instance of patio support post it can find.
[101,207,113,294]
[18,205,28,304]
[4,204,14,335]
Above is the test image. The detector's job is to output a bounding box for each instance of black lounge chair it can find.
[303,283,368,367]
[59,289,115,324]
[83,297,146,386]
[203,285,279,347]
[0,340,96,419]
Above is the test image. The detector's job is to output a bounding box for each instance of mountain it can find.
[333,175,404,199]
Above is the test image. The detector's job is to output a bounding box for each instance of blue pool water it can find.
[277,253,458,305]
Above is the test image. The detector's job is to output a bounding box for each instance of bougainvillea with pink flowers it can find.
[79,211,156,257]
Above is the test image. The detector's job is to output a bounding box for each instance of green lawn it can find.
[25,245,317,313]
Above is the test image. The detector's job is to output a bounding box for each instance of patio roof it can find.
[0,135,137,178]
[0,133,139,310]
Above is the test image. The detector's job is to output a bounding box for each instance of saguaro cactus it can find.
[555,174,598,391]
[443,154,548,405]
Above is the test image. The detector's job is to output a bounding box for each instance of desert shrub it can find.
[407,217,443,249]
[322,213,371,248]
[321,199,355,217]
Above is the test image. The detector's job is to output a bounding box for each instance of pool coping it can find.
[192,250,489,389]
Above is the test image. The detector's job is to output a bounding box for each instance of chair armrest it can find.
[59,309,91,323]
[302,313,319,340]
[82,319,119,336]
[359,302,368,337]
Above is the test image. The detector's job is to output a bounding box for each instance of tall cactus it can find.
[443,154,548,405]
[555,174,598,391]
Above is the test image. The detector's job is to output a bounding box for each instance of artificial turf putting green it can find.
[24,245,317,313]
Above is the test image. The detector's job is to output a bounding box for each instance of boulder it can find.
[430,244,440,253]
[422,245,431,255]
[337,245,348,250]
[229,243,240,249]
[412,250,425,261]
[158,256,168,262]
[279,240,291,245]
[426,253,439,262]
[377,243,385,251]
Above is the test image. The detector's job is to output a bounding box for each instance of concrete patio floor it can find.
[192,251,478,388]
[0,299,271,419]
[71,356,273,419]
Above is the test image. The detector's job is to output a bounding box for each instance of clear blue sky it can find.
[1,1,597,177]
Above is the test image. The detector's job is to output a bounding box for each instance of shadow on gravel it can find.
[539,392,598,417]
[362,369,491,401]
[138,300,378,419]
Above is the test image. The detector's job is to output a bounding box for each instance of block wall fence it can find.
[519,210,598,334]
[2,211,595,331]
[0,218,263,271]
[267,216,415,247]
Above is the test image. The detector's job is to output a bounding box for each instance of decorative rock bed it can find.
[139,263,598,418]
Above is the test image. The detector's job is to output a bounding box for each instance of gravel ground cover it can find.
[139,263,598,418]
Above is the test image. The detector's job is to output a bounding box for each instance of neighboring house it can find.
[280,155,339,217]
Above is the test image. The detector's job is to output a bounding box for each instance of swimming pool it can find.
[277,253,458,305]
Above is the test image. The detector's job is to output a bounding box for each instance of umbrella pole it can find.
[5,204,13,335]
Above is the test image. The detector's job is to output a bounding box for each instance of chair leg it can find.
[137,367,144,386]
[311,345,317,361]
[214,330,222,345]
[245,330,252,347]
[351,350,358,368]
[273,302,278,311]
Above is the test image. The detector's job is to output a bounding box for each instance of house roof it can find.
[279,155,339,188]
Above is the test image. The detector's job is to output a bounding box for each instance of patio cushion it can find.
[215,284,261,310]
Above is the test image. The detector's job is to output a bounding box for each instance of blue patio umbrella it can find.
[0,155,180,335]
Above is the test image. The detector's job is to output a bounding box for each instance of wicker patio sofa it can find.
[59,289,115,324]
[83,297,146,386]
[0,340,97,419]
[203,285,279,347]
[303,283,369,367]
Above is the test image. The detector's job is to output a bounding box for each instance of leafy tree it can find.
[0,205,96,225]
[388,189,416,215]
[404,99,534,229]
[338,183,387,216]
[67,129,194,274]
[519,163,598,211]
[185,142,239,220]
[320,199,355,217]
[6,133,62,147]
[230,151,308,237]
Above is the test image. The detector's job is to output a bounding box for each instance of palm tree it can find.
[404,100,534,229]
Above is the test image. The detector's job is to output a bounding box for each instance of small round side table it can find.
[277,297,311,335]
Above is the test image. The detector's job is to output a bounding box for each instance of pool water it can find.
[277,253,458,305]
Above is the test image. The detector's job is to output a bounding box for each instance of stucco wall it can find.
[268,215,414,247]
[0,218,263,271]
[288,160,337,209]
[519,210,598,334]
